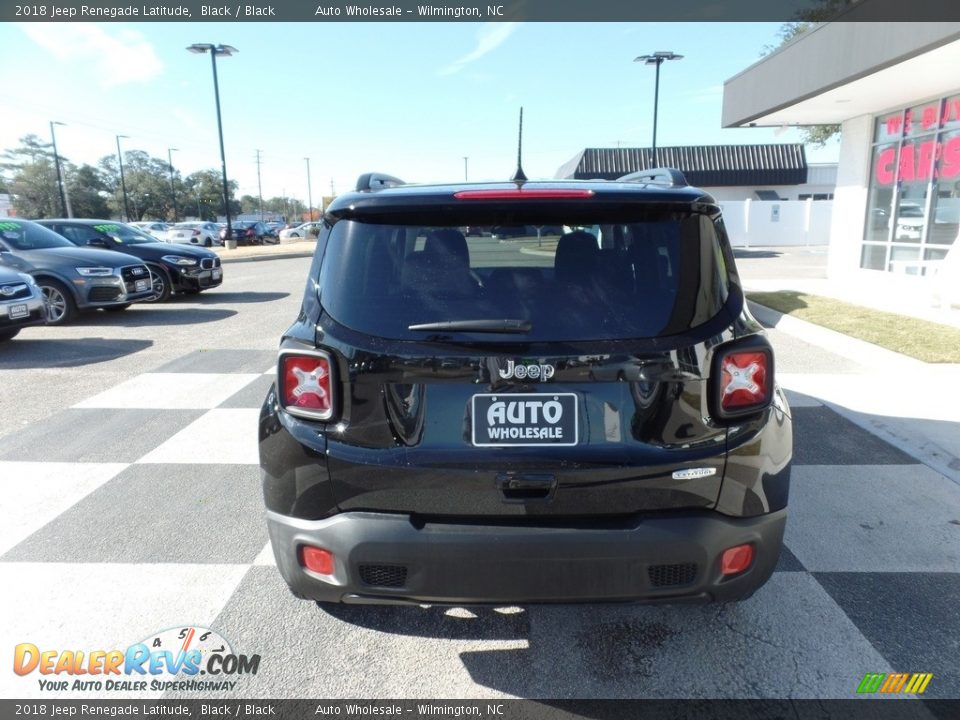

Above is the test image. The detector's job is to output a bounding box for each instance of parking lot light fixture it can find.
[49,121,71,217]
[116,134,131,222]
[187,42,237,244]
[305,157,313,222]
[634,51,683,167]
[167,148,179,222]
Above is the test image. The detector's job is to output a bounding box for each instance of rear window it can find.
[318,213,730,342]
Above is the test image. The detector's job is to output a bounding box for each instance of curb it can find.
[749,300,960,488]
[217,250,314,264]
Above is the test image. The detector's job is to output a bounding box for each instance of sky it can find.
[1,21,841,208]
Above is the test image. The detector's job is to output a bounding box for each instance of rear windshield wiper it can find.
[407,319,532,333]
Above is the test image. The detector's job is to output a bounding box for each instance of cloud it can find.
[20,23,163,87]
[439,23,519,76]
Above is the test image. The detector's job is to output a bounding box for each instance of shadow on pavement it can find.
[319,603,529,641]
[168,291,290,305]
[0,337,153,369]
[733,249,782,259]
[67,306,237,327]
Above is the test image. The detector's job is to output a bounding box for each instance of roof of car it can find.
[325,178,716,218]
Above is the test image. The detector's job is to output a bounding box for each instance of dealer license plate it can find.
[135,279,149,292]
[212,268,222,280]
[8,303,28,319]
[471,392,578,447]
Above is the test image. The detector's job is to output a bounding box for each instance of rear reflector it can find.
[720,350,770,411]
[720,544,754,576]
[299,545,334,575]
[453,189,595,200]
[279,350,334,420]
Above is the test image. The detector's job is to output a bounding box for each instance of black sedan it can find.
[221,221,272,246]
[37,219,223,303]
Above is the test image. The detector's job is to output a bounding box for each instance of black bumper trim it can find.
[265,508,786,605]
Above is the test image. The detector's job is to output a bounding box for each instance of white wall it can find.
[707,184,836,202]
[828,115,873,279]
[718,199,833,246]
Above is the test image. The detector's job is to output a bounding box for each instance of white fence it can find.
[718,199,833,247]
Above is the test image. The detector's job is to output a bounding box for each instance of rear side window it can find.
[318,214,729,342]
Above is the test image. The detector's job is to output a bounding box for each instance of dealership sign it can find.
[874,136,960,185]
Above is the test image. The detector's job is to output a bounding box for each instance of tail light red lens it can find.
[192,230,200,236]
[279,351,335,420]
[720,351,769,410]
[299,545,334,575]
[246,228,254,236]
[720,544,754,576]
[454,188,595,200]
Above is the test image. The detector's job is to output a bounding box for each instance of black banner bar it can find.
[4,0,960,23]
[0,700,956,720]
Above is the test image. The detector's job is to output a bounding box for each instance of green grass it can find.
[747,290,960,363]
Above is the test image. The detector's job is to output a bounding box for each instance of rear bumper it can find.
[266,507,786,605]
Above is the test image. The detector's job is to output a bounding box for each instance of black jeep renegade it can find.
[258,169,792,605]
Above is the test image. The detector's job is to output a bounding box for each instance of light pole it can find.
[463,156,469,182]
[634,51,683,167]
[187,42,237,242]
[167,148,179,222]
[49,121,72,217]
[304,157,313,221]
[116,134,131,221]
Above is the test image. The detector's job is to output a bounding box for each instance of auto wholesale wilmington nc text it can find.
[316,705,503,716]
[314,5,505,17]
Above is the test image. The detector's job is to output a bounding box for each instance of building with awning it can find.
[556,144,836,201]
[722,22,960,286]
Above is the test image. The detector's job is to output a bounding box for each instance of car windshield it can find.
[93,223,155,244]
[319,213,731,342]
[0,220,75,250]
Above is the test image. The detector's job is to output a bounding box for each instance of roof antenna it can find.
[510,107,528,185]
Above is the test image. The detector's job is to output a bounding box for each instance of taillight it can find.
[192,230,200,236]
[711,340,773,420]
[454,188,595,200]
[246,228,254,236]
[278,350,335,420]
[299,545,334,575]
[720,544,754,576]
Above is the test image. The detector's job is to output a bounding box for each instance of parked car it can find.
[36,219,223,303]
[0,219,152,324]
[491,225,533,239]
[166,222,221,247]
[278,222,322,240]
[129,221,170,241]
[258,169,793,606]
[0,264,46,341]
[221,221,271,246]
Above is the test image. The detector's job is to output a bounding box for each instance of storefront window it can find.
[862,95,960,274]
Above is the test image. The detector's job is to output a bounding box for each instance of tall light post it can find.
[167,147,179,222]
[49,121,72,217]
[634,51,683,167]
[304,157,313,221]
[187,42,237,242]
[463,156,469,182]
[115,134,131,221]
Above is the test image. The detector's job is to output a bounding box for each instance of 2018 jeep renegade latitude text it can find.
[258,169,793,605]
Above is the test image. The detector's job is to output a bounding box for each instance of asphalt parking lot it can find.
[2,251,958,700]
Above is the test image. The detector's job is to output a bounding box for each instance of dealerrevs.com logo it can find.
[13,626,260,693]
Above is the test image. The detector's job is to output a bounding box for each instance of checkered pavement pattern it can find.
[2,347,958,700]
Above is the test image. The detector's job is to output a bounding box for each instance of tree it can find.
[183,169,240,221]
[66,165,111,218]
[765,21,841,147]
[1,134,62,218]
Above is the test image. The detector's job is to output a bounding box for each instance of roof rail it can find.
[616,167,688,187]
[355,173,405,192]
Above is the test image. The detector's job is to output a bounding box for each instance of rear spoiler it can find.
[355,173,405,192]
[616,168,688,187]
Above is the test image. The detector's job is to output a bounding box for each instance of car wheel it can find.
[145,265,172,303]
[0,328,21,341]
[204,238,212,247]
[291,232,300,238]
[38,279,77,325]
[103,303,131,312]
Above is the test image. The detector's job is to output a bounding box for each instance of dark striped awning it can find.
[555,145,808,186]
